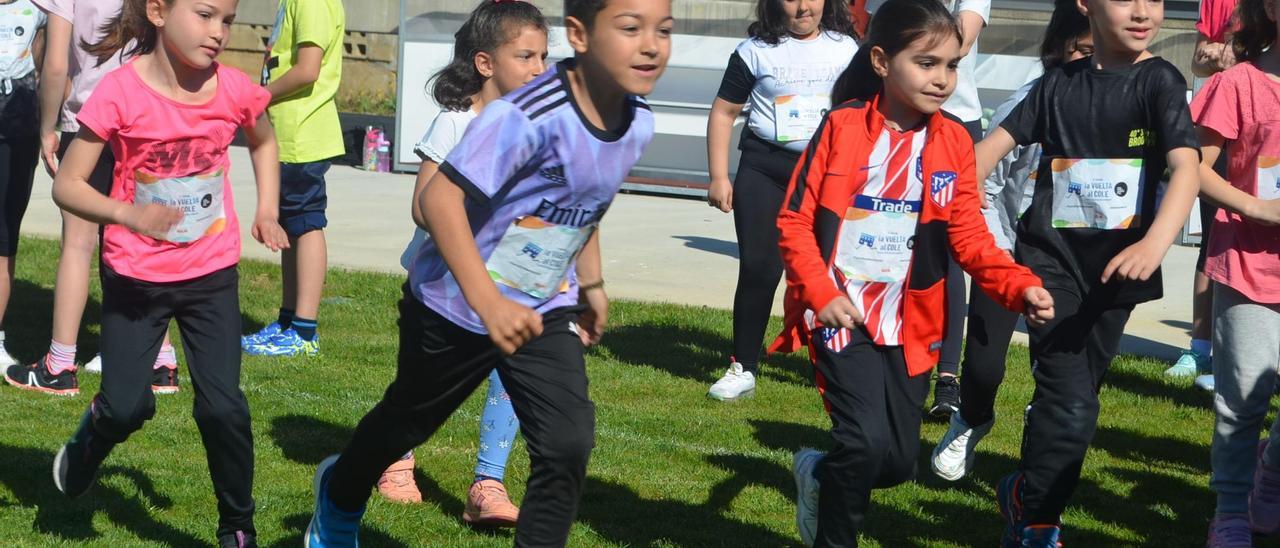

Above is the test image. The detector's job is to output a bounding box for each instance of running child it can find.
[705,0,858,401]
[47,0,288,545]
[931,0,1092,483]
[973,0,1201,544]
[1191,0,1280,544]
[303,0,672,546]
[769,1,1054,545]
[379,1,548,529]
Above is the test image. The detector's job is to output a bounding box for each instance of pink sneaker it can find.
[376,456,422,503]
[1251,440,1280,534]
[1207,513,1252,548]
[463,479,519,528]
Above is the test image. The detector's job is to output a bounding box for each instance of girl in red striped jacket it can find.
[771,1,1054,545]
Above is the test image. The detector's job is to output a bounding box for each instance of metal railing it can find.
[992,0,1198,19]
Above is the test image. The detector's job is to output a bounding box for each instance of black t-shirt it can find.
[1000,57,1198,304]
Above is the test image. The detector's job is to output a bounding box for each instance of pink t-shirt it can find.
[1196,0,1239,43]
[1190,62,1280,304]
[30,0,127,133]
[77,62,270,283]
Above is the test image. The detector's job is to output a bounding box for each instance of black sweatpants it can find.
[731,135,801,371]
[91,264,253,537]
[957,280,1022,426]
[327,287,594,547]
[0,138,37,256]
[1019,288,1132,525]
[812,328,930,547]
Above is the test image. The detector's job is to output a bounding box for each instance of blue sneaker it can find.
[241,322,283,350]
[306,455,363,547]
[998,472,1063,547]
[793,448,823,546]
[245,329,319,357]
[1019,525,1062,547]
[1164,350,1210,377]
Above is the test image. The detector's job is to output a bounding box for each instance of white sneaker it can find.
[708,362,755,401]
[793,448,823,547]
[931,412,994,481]
[1195,374,1215,392]
[0,345,17,368]
[84,354,102,374]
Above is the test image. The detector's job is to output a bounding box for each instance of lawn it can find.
[0,236,1253,546]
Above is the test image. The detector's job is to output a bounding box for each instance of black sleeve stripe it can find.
[519,86,565,111]
[512,77,559,104]
[631,99,651,111]
[715,51,755,105]
[439,161,492,206]
[529,97,570,121]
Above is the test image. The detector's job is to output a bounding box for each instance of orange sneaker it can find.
[463,479,519,528]
[376,456,422,503]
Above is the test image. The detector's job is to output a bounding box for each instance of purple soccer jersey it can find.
[410,60,656,334]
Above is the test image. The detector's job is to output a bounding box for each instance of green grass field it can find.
[0,237,1257,546]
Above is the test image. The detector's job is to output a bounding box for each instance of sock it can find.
[292,317,318,341]
[277,308,295,330]
[47,340,77,375]
[740,361,760,376]
[154,343,177,370]
[475,475,501,484]
[1191,338,1212,358]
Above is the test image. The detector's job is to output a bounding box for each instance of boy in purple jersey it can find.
[304,0,673,546]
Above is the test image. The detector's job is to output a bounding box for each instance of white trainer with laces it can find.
[708,361,756,401]
[84,354,103,374]
[931,412,994,481]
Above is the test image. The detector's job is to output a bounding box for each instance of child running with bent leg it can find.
[304,0,672,546]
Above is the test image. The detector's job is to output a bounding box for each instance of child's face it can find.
[1081,0,1163,55]
[874,32,961,117]
[574,0,674,96]
[150,0,237,70]
[783,0,824,39]
[483,25,549,96]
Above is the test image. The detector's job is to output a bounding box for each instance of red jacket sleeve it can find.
[947,140,1043,312]
[777,116,846,316]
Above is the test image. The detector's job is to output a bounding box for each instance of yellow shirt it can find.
[262,0,345,164]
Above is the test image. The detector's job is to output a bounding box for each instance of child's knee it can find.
[532,408,595,466]
[192,396,250,431]
[94,395,156,441]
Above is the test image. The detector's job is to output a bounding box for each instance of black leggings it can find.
[0,138,37,256]
[957,280,1021,426]
[731,135,801,372]
[936,119,985,378]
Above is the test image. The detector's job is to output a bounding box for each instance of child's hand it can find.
[478,297,544,355]
[1101,238,1168,283]
[1023,287,1055,327]
[817,296,862,329]
[575,286,608,346]
[707,178,733,213]
[252,215,290,252]
[123,203,183,240]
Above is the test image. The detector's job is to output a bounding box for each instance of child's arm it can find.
[244,113,289,251]
[574,230,607,346]
[266,45,323,102]
[975,127,1018,184]
[411,160,440,230]
[51,131,182,237]
[36,13,70,174]
[706,98,745,213]
[1101,146,1200,283]
[420,172,543,354]
[1196,127,1280,224]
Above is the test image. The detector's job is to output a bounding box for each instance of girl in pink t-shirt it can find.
[45,0,287,545]
[1191,0,1280,544]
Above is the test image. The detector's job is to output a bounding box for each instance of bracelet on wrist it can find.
[579,279,605,292]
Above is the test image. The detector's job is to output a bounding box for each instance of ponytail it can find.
[831,0,960,105]
[1233,0,1275,64]
[82,0,164,68]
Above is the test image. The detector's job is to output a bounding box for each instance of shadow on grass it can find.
[5,278,101,362]
[1092,424,1210,474]
[598,323,814,387]
[265,513,409,548]
[0,442,202,545]
[1104,365,1210,409]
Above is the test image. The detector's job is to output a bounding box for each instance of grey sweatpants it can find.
[1211,282,1280,514]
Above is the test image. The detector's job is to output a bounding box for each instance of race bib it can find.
[1257,156,1280,200]
[486,216,595,299]
[1049,158,1143,229]
[834,195,919,282]
[775,94,828,142]
[133,168,227,243]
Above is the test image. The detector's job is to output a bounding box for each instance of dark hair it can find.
[831,0,960,104]
[431,0,548,112]
[1233,0,1275,63]
[83,0,164,67]
[747,0,859,45]
[1039,0,1091,71]
[565,0,608,29]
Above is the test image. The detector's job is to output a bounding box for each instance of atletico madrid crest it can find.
[930,171,957,207]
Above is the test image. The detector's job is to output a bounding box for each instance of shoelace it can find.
[944,429,972,457]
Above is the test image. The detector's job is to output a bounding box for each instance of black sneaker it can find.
[928,375,961,419]
[53,409,115,498]
[218,530,257,548]
[5,356,79,396]
[151,366,179,395]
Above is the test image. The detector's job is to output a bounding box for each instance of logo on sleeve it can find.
[930,171,956,207]
[539,165,568,185]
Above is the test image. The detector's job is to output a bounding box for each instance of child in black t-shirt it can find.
[973,0,1201,545]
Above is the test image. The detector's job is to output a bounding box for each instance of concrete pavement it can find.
[24,147,1197,361]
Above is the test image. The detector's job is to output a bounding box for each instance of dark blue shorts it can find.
[280,161,330,238]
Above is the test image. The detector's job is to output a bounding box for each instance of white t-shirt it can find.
[868,0,989,122]
[720,31,857,153]
[0,0,45,91]
[31,0,129,132]
[400,108,478,270]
